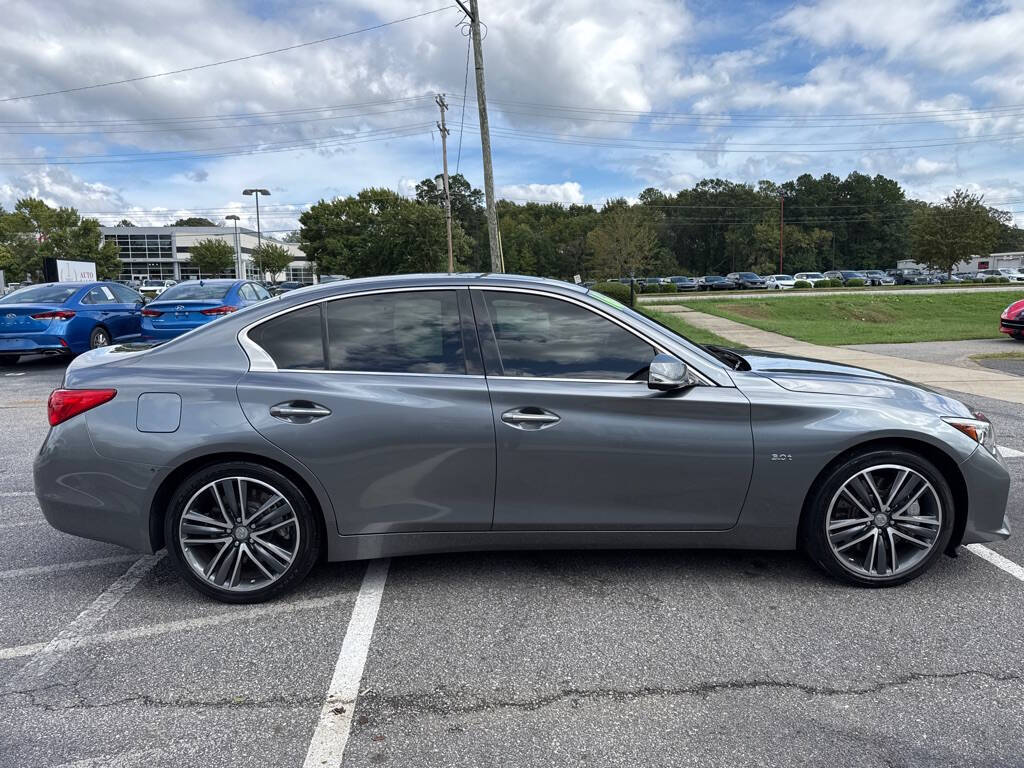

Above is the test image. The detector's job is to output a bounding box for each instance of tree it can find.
[911,189,1004,274]
[188,238,235,277]
[282,230,302,243]
[252,242,294,281]
[585,202,660,278]
[116,219,136,227]
[171,217,216,227]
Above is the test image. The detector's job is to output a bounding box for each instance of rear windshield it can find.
[738,273,759,279]
[158,283,231,301]
[0,284,79,305]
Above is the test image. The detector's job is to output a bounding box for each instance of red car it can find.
[999,299,1024,339]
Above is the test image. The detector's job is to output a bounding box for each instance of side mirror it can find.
[648,353,693,391]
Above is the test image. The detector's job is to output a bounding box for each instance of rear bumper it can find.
[0,334,72,356]
[958,445,1012,546]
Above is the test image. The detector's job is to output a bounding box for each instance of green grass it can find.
[643,308,746,348]
[970,351,1024,361]
[688,293,1016,345]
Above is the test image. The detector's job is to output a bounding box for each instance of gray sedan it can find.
[34,274,1010,602]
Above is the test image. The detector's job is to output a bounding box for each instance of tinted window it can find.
[239,284,257,301]
[110,284,141,303]
[82,286,116,304]
[325,291,464,374]
[249,305,325,370]
[482,292,654,379]
[252,283,271,300]
[0,284,79,305]
[160,283,232,301]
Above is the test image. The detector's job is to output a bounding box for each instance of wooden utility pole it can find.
[779,195,785,274]
[436,94,454,273]
[457,0,501,271]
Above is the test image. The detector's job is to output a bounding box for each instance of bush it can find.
[793,280,812,289]
[659,283,678,293]
[998,277,1011,283]
[591,281,633,305]
[818,279,841,288]
[845,278,866,287]
[972,278,987,283]
[986,276,1002,283]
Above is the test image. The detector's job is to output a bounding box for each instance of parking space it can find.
[2,356,1023,767]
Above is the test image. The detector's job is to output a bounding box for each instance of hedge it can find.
[845,278,866,287]
[591,281,633,305]
[793,280,812,289]
[659,283,678,293]
[986,276,1002,283]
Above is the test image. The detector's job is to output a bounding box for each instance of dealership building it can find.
[99,225,314,284]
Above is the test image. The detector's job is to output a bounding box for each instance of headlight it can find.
[942,412,997,455]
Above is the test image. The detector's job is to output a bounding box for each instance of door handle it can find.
[269,402,331,423]
[501,407,560,430]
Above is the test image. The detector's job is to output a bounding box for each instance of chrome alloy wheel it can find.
[178,476,300,593]
[825,464,943,578]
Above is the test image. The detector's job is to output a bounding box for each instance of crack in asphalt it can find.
[356,669,1024,717]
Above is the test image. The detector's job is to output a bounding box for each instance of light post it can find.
[225,215,242,279]
[242,188,270,279]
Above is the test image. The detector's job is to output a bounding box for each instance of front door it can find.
[473,289,753,531]
[236,289,495,535]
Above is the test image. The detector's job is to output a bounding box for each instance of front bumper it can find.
[1000,317,1024,335]
[958,444,1012,546]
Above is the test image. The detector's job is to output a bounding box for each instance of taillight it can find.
[30,310,76,320]
[47,389,117,427]
[200,305,238,316]
[140,308,163,317]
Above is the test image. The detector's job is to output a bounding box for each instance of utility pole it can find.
[225,214,241,278]
[779,195,785,274]
[457,0,501,271]
[436,93,455,273]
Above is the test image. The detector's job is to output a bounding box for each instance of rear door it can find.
[474,288,752,531]
[80,285,131,339]
[236,288,496,535]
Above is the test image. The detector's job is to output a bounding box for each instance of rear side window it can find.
[325,291,465,374]
[480,292,654,380]
[110,284,141,303]
[82,286,117,304]
[239,284,257,301]
[249,305,325,370]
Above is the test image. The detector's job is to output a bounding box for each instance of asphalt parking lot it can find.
[2,353,1024,767]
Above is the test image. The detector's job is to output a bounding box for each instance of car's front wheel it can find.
[801,449,954,587]
[165,462,321,603]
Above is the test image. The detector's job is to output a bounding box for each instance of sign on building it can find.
[42,258,97,282]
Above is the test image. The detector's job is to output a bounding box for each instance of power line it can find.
[0,6,455,103]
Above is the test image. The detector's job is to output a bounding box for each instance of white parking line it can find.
[967,544,1024,582]
[5,554,163,687]
[303,558,390,768]
[0,592,354,661]
[998,446,1024,459]
[0,554,139,580]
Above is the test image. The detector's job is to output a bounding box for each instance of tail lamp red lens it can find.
[199,305,238,316]
[47,389,117,427]
[30,310,76,320]
[140,308,163,317]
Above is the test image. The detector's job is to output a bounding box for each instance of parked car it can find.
[34,274,1011,602]
[976,268,1024,283]
[3,282,23,296]
[793,272,828,286]
[887,268,932,286]
[140,279,271,341]
[824,270,868,285]
[697,275,735,291]
[667,275,698,291]
[861,270,896,286]
[318,274,349,284]
[273,281,304,296]
[765,274,796,290]
[726,272,767,289]
[955,272,977,281]
[138,278,177,300]
[1000,299,1024,340]
[928,272,962,284]
[0,281,144,364]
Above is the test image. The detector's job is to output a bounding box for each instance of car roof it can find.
[171,278,240,285]
[273,273,589,301]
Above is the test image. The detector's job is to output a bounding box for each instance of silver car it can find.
[34,274,1011,602]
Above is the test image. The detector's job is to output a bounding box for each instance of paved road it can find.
[2,357,1024,767]
[847,339,1024,377]
[640,284,1024,302]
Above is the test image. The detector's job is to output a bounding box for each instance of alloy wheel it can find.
[177,476,300,593]
[825,464,942,579]
[91,330,109,348]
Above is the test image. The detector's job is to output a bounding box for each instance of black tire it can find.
[164,461,321,603]
[0,354,18,365]
[800,449,955,587]
[89,325,111,349]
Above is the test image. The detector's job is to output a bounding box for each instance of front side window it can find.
[325,291,464,374]
[82,286,116,304]
[481,292,654,380]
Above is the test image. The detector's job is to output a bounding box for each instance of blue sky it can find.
[2,0,1024,232]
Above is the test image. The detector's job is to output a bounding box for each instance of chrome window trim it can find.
[238,282,717,386]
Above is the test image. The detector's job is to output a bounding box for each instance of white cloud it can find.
[899,157,955,178]
[498,182,584,205]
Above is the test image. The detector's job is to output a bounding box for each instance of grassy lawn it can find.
[689,293,1017,345]
[643,308,746,348]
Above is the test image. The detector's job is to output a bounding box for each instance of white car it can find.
[977,268,1024,283]
[766,274,796,290]
[138,278,177,299]
[794,272,828,286]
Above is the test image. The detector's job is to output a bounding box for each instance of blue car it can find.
[141,279,271,341]
[0,281,144,364]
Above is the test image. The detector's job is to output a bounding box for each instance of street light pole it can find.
[243,188,270,280]
[225,215,241,278]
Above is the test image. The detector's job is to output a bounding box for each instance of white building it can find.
[100,226,314,284]
[897,251,1024,273]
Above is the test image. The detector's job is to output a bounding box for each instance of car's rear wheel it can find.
[165,462,321,603]
[0,354,18,365]
[801,449,954,587]
[89,326,111,349]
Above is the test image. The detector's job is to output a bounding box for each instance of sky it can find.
[2,0,1024,234]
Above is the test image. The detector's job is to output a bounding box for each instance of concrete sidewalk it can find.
[662,305,1024,405]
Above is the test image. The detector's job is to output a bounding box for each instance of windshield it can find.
[738,273,759,279]
[773,275,794,280]
[142,280,166,286]
[801,273,824,279]
[0,284,79,305]
[158,283,232,301]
